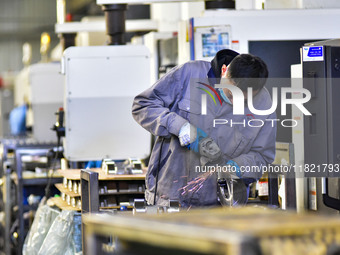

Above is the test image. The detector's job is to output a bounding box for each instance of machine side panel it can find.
[63,45,151,161]
[302,47,328,177]
[326,47,340,177]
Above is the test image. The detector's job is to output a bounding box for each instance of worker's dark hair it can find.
[227,54,268,92]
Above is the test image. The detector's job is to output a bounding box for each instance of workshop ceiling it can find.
[0,0,149,41]
[0,0,101,40]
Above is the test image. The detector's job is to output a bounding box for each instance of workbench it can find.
[82,207,340,255]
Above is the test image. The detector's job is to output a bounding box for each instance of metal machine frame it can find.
[2,142,61,255]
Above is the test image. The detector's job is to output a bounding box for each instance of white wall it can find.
[265,0,302,9]
[265,0,340,9]
[151,1,204,32]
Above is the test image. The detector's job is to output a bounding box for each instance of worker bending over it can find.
[132,49,276,207]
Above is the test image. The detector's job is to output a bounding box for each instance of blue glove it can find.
[178,122,207,153]
[187,128,207,153]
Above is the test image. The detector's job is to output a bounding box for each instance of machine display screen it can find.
[202,32,230,57]
[194,25,231,61]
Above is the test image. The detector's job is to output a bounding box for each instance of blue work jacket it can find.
[132,60,276,207]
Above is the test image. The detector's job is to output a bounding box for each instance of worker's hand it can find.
[178,122,197,146]
[178,122,207,153]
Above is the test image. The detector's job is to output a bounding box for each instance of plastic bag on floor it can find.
[38,210,75,255]
[23,204,60,255]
